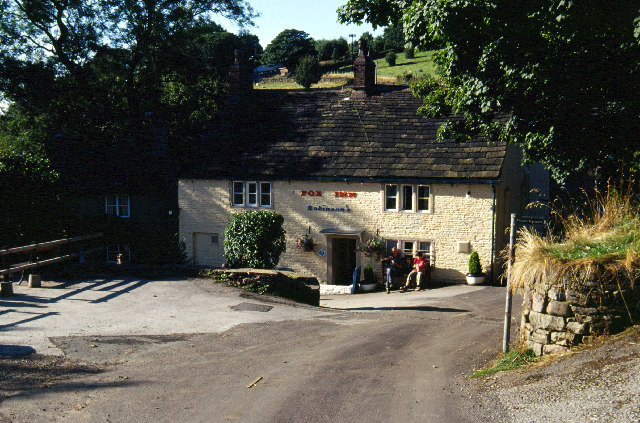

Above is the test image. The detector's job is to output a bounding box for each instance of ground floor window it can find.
[107,243,131,263]
[385,239,433,260]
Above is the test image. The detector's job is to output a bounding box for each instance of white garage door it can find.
[194,232,224,267]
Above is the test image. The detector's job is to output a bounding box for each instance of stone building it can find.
[178,47,548,284]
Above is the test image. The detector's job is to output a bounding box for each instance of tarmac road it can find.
[0,277,517,422]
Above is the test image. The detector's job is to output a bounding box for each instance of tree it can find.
[294,55,322,89]
[338,0,640,182]
[238,30,263,61]
[0,148,63,248]
[316,40,332,61]
[0,1,256,137]
[261,29,317,70]
[360,32,375,55]
[224,210,286,269]
[0,0,257,262]
[372,36,385,58]
[404,47,414,59]
[316,38,348,62]
[383,24,405,52]
[385,51,397,66]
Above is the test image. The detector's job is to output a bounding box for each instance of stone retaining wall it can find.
[521,277,639,356]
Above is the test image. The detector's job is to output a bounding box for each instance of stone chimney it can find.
[228,49,253,94]
[351,40,375,98]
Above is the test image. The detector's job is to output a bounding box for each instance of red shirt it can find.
[413,256,427,272]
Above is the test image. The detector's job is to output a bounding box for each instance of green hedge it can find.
[224,210,286,268]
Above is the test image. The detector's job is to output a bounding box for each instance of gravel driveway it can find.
[0,276,334,356]
[1,275,638,422]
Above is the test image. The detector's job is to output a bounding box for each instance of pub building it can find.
[178,45,548,285]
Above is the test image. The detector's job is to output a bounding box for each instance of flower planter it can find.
[466,274,485,285]
[359,283,377,292]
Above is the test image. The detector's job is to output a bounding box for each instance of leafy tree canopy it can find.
[0,147,63,247]
[0,0,256,79]
[382,24,404,52]
[261,29,317,70]
[338,0,640,182]
[316,38,349,61]
[0,0,258,166]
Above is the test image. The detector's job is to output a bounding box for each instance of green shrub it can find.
[294,55,323,89]
[385,51,397,66]
[224,210,286,269]
[396,71,413,84]
[404,47,415,59]
[363,264,375,282]
[468,251,482,275]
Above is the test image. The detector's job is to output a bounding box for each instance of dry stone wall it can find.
[521,276,639,356]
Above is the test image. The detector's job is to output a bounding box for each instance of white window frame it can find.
[384,184,398,211]
[232,181,245,206]
[105,195,130,218]
[417,185,431,212]
[259,182,272,208]
[400,185,414,212]
[246,181,258,207]
[386,239,434,260]
[401,240,414,257]
[232,181,272,208]
[383,184,432,213]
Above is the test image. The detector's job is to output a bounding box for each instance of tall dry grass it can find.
[508,182,640,291]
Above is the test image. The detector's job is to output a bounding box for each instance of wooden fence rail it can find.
[0,247,103,276]
[0,233,103,296]
[0,233,103,256]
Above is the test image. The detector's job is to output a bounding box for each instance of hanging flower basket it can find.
[356,236,385,258]
[296,234,317,252]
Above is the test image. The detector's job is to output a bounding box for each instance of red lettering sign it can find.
[334,192,357,198]
[301,190,322,197]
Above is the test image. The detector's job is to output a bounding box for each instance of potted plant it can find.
[359,264,377,291]
[356,236,385,259]
[295,234,317,252]
[466,251,485,285]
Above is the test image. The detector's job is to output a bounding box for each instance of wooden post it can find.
[28,274,41,288]
[503,213,517,353]
[0,274,13,297]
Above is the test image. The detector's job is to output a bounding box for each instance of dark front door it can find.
[332,238,357,285]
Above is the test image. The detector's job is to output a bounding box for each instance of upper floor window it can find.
[247,182,258,207]
[384,184,431,212]
[385,185,398,210]
[417,185,430,212]
[105,195,130,217]
[232,181,272,208]
[232,181,244,206]
[260,182,272,207]
[401,185,414,211]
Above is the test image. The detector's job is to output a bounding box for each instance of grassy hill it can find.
[254,50,438,90]
[374,50,437,78]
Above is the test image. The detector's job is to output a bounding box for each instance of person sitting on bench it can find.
[404,251,427,291]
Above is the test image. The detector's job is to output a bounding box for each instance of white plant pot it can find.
[466,274,485,285]
[359,283,377,292]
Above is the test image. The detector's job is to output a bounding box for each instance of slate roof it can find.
[184,85,507,182]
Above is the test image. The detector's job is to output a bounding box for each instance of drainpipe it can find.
[490,184,496,283]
